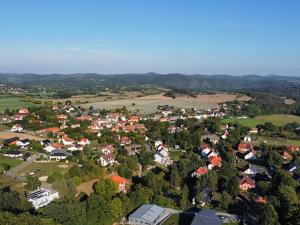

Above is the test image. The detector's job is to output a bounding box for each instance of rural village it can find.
[1,89,300,225]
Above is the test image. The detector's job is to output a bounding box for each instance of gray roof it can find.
[191,209,223,225]
[129,204,165,223]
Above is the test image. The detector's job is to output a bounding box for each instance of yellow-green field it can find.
[0,95,41,113]
[222,114,300,127]
[80,93,250,114]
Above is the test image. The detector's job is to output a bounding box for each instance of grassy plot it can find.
[255,136,300,146]
[163,213,194,225]
[16,161,72,178]
[0,95,41,113]
[222,114,300,127]
[0,156,23,173]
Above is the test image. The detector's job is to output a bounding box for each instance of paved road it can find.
[4,154,37,181]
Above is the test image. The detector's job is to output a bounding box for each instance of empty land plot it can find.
[0,131,44,141]
[222,114,300,127]
[81,93,250,114]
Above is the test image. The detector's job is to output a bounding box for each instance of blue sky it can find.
[0,0,299,75]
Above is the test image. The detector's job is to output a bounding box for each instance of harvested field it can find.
[0,131,44,141]
[81,93,250,114]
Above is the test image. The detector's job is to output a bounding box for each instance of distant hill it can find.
[0,73,299,92]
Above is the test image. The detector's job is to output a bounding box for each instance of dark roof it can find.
[191,209,223,225]
[4,150,22,155]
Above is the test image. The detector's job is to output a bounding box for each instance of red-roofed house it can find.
[111,175,127,192]
[208,156,222,170]
[191,166,208,177]
[238,143,251,153]
[129,115,140,123]
[239,176,256,191]
[79,138,90,146]
[98,154,115,166]
[60,136,74,145]
[287,145,299,152]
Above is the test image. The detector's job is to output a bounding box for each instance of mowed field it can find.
[0,95,41,113]
[81,93,250,114]
[222,114,300,127]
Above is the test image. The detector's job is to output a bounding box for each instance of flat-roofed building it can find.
[128,204,167,225]
[27,188,59,209]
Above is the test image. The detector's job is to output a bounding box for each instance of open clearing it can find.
[16,161,72,177]
[222,114,300,127]
[0,131,44,141]
[76,178,100,196]
[0,156,23,173]
[81,93,250,114]
[255,136,300,146]
[0,95,41,113]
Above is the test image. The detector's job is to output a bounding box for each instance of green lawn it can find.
[255,136,300,146]
[222,114,300,127]
[163,213,194,225]
[16,161,72,177]
[0,95,41,113]
[0,156,23,173]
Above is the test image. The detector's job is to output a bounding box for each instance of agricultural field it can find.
[0,95,41,113]
[0,131,44,141]
[222,114,300,127]
[80,93,250,114]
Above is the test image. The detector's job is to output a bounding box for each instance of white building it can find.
[128,204,168,225]
[27,188,59,209]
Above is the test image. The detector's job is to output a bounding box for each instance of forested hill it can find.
[0,73,300,94]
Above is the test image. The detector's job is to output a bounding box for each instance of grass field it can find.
[0,156,23,173]
[163,213,194,225]
[255,136,300,146]
[0,95,41,113]
[80,93,250,114]
[222,114,300,127]
[16,161,72,178]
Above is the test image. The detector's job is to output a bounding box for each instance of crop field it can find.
[80,93,250,114]
[0,95,41,113]
[222,114,300,127]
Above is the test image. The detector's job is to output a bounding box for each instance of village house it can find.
[243,136,252,142]
[44,143,63,153]
[129,115,140,123]
[119,136,132,146]
[18,108,30,115]
[99,144,115,155]
[239,176,256,191]
[208,156,222,170]
[10,124,24,132]
[27,188,59,209]
[76,115,92,121]
[3,150,23,158]
[191,166,208,177]
[98,153,116,166]
[56,114,68,121]
[243,150,257,160]
[16,139,30,148]
[243,164,267,177]
[249,127,259,134]
[49,149,72,161]
[111,175,127,193]
[124,144,141,156]
[238,143,251,153]
[60,136,74,146]
[287,145,299,153]
[79,138,90,146]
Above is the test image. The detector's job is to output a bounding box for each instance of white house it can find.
[244,151,257,160]
[27,188,59,209]
[244,136,252,142]
[60,136,74,146]
[3,150,23,158]
[16,139,30,148]
[98,154,115,166]
[10,124,24,132]
[49,149,72,161]
[79,138,90,146]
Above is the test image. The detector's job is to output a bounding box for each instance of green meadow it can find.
[222,114,300,127]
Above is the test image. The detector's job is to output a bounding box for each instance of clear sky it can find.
[0,0,299,75]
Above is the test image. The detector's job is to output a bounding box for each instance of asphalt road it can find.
[4,154,37,181]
